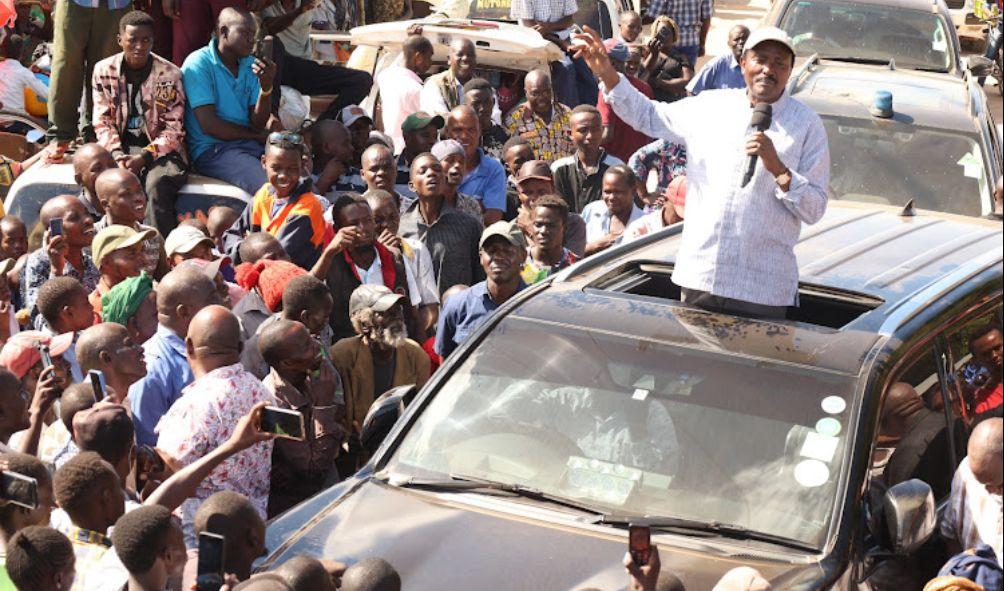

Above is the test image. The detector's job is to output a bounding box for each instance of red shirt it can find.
[598,75,654,162]
[974,382,1003,415]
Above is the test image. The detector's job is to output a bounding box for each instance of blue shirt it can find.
[435,281,525,358]
[458,149,507,213]
[686,54,746,95]
[129,324,195,446]
[181,39,261,162]
[71,0,131,8]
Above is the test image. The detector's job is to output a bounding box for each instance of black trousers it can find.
[140,151,189,237]
[271,39,374,123]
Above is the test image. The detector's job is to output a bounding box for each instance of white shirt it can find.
[354,249,386,287]
[0,58,48,117]
[376,65,424,155]
[260,0,316,60]
[623,208,671,243]
[419,74,504,124]
[940,457,1004,567]
[603,78,830,306]
[581,200,645,245]
[403,237,439,306]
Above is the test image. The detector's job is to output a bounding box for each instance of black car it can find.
[261,201,1003,590]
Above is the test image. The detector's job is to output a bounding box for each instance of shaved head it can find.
[362,143,392,168]
[94,168,141,199]
[879,382,925,440]
[72,144,113,176]
[968,417,1003,494]
[188,305,241,354]
[75,323,130,373]
[274,556,335,591]
[217,6,252,30]
[446,104,478,127]
[156,266,217,336]
[39,194,80,227]
[525,68,551,89]
[340,557,401,591]
[258,319,309,369]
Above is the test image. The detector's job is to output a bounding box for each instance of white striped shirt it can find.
[603,78,829,306]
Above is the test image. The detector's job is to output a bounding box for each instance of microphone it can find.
[742,103,773,187]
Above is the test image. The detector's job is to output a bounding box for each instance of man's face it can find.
[410,156,444,199]
[281,326,321,376]
[0,221,27,259]
[971,455,1004,496]
[620,13,642,43]
[174,241,215,268]
[445,114,480,159]
[741,42,794,103]
[728,27,750,61]
[413,50,434,76]
[450,41,476,81]
[363,302,408,350]
[337,202,375,248]
[972,329,1004,374]
[104,176,148,226]
[442,153,466,187]
[625,49,643,77]
[465,89,494,130]
[118,24,154,69]
[532,205,564,251]
[103,243,145,282]
[504,144,534,177]
[67,287,96,332]
[59,199,98,249]
[302,294,333,336]
[525,75,553,116]
[0,378,29,434]
[262,146,302,198]
[602,173,634,217]
[370,196,401,236]
[81,151,116,194]
[571,112,602,154]
[221,18,256,58]
[480,238,523,284]
[361,148,396,192]
[349,120,372,159]
[110,333,148,383]
[130,291,159,343]
[404,125,440,156]
[517,179,553,208]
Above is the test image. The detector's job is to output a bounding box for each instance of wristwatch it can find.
[775,168,792,188]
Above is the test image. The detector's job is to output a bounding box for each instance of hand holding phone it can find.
[196,532,226,591]
[48,218,62,238]
[88,369,107,401]
[37,344,53,370]
[0,470,39,510]
[260,406,306,441]
[628,524,651,566]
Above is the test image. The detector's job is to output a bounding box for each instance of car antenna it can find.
[887,59,896,71]
[900,199,916,217]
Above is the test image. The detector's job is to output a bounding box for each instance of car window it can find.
[780,0,953,72]
[387,316,858,548]
[944,306,1003,426]
[822,117,988,216]
[7,182,78,232]
[468,0,612,37]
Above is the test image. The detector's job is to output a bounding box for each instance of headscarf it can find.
[101,272,153,326]
[234,259,306,312]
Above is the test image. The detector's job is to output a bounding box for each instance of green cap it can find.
[479,221,526,250]
[93,224,156,268]
[401,111,445,133]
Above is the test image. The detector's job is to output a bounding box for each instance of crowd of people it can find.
[0,0,998,589]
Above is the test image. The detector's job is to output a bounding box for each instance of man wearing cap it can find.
[165,224,220,267]
[513,160,586,257]
[341,106,374,169]
[597,38,652,163]
[420,38,477,117]
[444,105,507,225]
[395,112,445,202]
[552,104,623,214]
[331,284,430,454]
[432,140,485,221]
[435,221,526,358]
[377,34,434,155]
[688,25,750,95]
[574,26,829,319]
[89,225,157,323]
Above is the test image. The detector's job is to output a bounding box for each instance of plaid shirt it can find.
[645,0,713,47]
[510,0,577,23]
[504,102,574,164]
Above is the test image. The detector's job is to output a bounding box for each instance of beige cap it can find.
[349,284,405,317]
[479,220,526,250]
[93,225,156,268]
[744,26,795,57]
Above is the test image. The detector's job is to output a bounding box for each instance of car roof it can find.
[789,60,978,132]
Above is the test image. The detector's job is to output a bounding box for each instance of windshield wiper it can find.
[383,472,609,516]
[823,56,893,66]
[593,514,817,553]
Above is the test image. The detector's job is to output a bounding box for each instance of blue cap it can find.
[870,90,893,118]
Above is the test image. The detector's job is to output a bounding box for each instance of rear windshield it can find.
[468,0,616,38]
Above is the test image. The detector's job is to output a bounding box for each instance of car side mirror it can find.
[966,55,995,78]
[882,479,936,555]
[359,384,418,455]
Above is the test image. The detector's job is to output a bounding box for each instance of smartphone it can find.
[260,406,306,441]
[88,369,107,401]
[654,24,672,44]
[48,217,62,237]
[136,445,165,476]
[37,344,53,370]
[570,24,586,46]
[1,470,39,510]
[628,524,651,566]
[195,532,226,591]
[255,35,274,61]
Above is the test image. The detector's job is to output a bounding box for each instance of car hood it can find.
[262,477,826,589]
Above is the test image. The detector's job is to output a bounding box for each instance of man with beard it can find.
[331,284,430,454]
[436,221,526,357]
[311,194,413,341]
[259,319,344,516]
[573,27,829,319]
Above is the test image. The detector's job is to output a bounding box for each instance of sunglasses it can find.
[267,131,304,150]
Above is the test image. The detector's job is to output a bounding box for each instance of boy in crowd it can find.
[93,169,170,279]
[109,506,187,591]
[36,277,93,382]
[225,132,327,270]
[4,525,76,591]
[72,145,117,222]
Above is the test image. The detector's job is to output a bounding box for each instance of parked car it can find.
[3,161,251,233]
[788,57,1003,217]
[261,201,1003,590]
[764,0,966,76]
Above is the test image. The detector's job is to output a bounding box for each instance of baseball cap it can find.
[73,403,134,452]
[165,224,216,258]
[348,284,405,317]
[401,111,445,133]
[177,256,226,280]
[0,331,74,379]
[340,105,373,128]
[744,26,795,58]
[603,38,629,62]
[431,139,465,161]
[515,160,553,185]
[479,220,526,250]
[92,225,156,268]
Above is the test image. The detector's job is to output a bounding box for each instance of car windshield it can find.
[387,316,858,548]
[780,0,953,72]
[823,116,989,216]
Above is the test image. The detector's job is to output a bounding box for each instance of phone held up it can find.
[88,369,108,402]
[196,532,226,591]
[260,406,306,441]
[1,470,39,510]
[629,523,652,566]
[48,217,62,238]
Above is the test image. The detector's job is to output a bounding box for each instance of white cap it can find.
[340,105,373,128]
[743,26,795,58]
[165,224,214,257]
